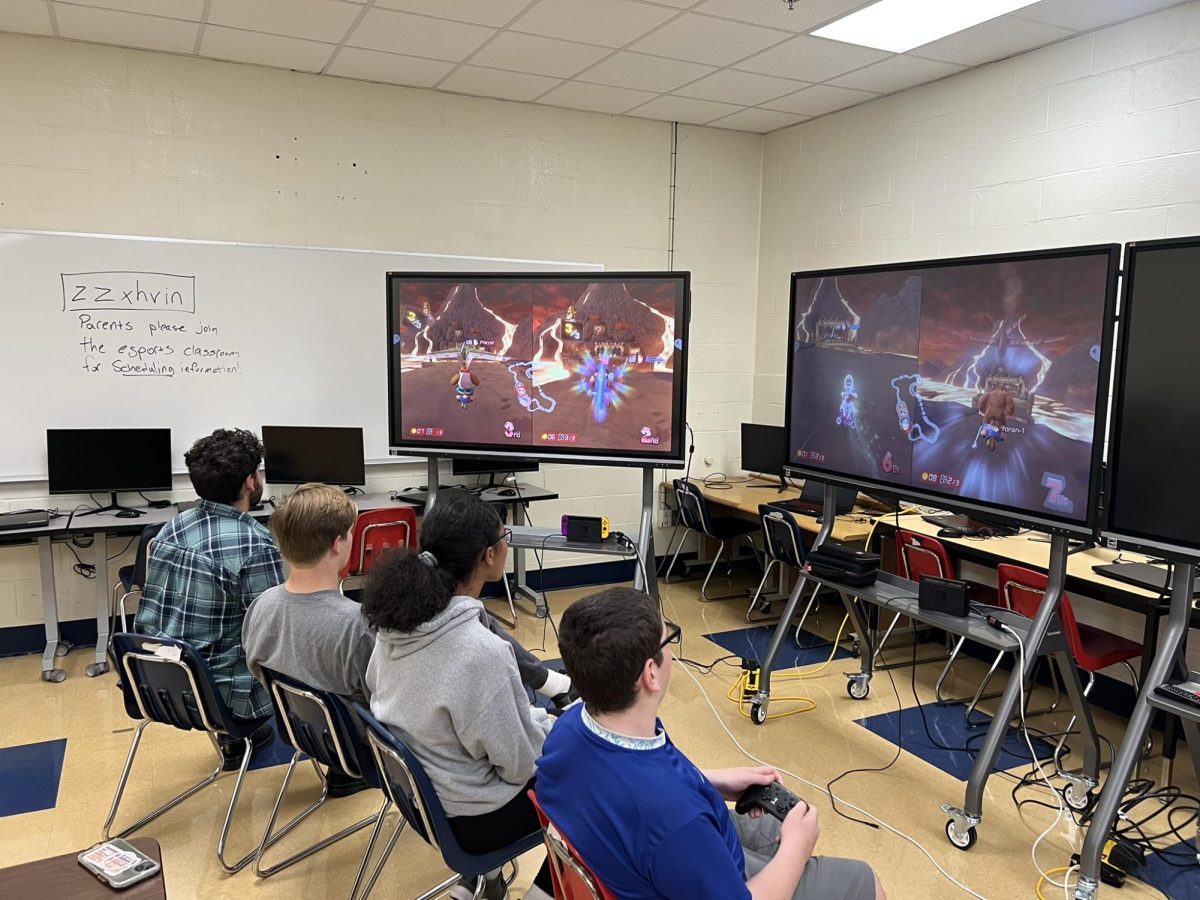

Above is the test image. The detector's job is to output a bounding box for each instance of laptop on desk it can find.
[772,480,857,517]
[1093,562,1200,597]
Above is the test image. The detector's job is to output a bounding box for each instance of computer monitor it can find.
[799,478,858,515]
[262,426,366,487]
[1104,236,1200,559]
[785,245,1119,536]
[47,428,173,516]
[451,456,540,488]
[740,423,788,491]
[387,272,690,467]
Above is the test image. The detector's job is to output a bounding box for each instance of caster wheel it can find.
[750,702,768,725]
[847,678,870,700]
[42,669,66,683]
[1064,784,1093,812]
[850,641,861,658]
[55,640,73,658]
[945,819,977,851]
[86,662,108,677]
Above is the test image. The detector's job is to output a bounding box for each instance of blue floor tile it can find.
[703,624,852,669]
[1133,838,1199,899]
[248,723,302,771]
[0,739,67,817]
[854,701,1055,781]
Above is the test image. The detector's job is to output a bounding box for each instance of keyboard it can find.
[922,514,1016,537]
[1154,681,1200,710]
[772,499,822,516]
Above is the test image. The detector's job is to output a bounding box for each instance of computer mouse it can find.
[497,488,517,497]
[938,528,958,538]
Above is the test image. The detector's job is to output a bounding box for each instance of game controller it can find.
[734,783,805,822]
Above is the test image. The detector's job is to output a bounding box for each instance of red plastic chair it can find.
[338,507,417,590]
[528,790,616,900]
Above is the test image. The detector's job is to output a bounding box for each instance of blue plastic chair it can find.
[104,633,269,874]
[351,702,544,900]
[664,479,761,600]
[254,668,386,882]
[112,524,162,632]
[747,504,818,624]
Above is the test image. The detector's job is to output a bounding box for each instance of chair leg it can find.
[118,589,140,634]
[792,582,822,647]
[104,722,224,840]
[217,734,265,874]
[701,542,746,602]
[746,560,777,622]
[1051,670,1095,770]
[662,528,693,583]
[254,755,381,878]
[961,650,1007,726]
[872,612,904,664]
[353,804,413,900]
[933,636,968,703]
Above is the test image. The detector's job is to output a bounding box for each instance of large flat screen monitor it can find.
[1104,236,1200,558]
[47,428,173,494]
[785,246,1119,535]
[262,426,366,486]
[387,272,690,467]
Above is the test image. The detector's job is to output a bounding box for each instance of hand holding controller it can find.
[734,782,805,822]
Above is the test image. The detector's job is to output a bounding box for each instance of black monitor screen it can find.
[47,428,172,494]
[1105,237,1200,557]
[785,246,1118,533]
[262,426,365,486]
[799,478,858,514]
[451,457,540,477]
[741,423,787,476]
[387,272,690,466]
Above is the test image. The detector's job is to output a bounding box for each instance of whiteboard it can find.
[0,230,600,482]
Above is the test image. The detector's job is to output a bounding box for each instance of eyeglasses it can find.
[490,528,512,548]
[658,620,682,652]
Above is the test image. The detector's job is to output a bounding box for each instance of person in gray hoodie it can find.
[362,492,554,900]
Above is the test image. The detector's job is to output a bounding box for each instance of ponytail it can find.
[361,548,457,632]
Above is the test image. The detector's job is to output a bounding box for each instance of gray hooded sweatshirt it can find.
[366,594,552,817]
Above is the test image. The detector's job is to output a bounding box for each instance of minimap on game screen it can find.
[788,252,1113,523]
[390,278,683,456]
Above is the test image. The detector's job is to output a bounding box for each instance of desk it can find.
[697,479,876,545]
[0,837,165,899]
[5,492,417,684]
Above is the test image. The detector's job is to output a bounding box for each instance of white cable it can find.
[676,657,988,900]
[998,623,1078,894]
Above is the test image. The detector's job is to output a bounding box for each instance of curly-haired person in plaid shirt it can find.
[136,428,284,769]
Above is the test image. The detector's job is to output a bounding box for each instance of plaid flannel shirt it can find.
[135,500,285,720]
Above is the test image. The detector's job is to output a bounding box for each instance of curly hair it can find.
[360,491,503,633]
[558,588,663,713]
[184,428,263,505]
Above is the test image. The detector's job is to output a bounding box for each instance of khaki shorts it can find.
[734,812,875,900]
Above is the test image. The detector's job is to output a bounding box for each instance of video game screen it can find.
[387,273,689,465]
[786,247,1118,529]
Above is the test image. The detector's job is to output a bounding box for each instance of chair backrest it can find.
[758,505,807,569]
[340,507,418,579]
[672,479,712,535]
[110,632,247,736]
[130,524,163,589]
[996,563,1084,658]
[352,702,541,877]
[260,668,380,787]
[527,789,616,900]
[895,529,953,582]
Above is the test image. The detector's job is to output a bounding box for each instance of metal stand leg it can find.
[88,531,110,677]
[509,499,548,618]
[38,536,65,683]
[635,467,659,603]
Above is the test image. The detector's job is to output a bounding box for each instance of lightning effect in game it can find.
[796,277,861,343]
[1015,316,1052,394]
[574,352,630,423]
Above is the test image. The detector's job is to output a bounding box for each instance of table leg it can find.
[509,502,547,618]
[38,536,66,683]
[88,531,110,676]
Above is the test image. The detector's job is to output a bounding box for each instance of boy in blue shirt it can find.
[537,587,884,900]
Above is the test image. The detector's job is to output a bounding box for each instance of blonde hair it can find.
[270,483,357,567]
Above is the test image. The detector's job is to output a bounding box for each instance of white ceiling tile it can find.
[912,15,1075,67]
[630,12,790,66]
[765,83,877,116]
[828,55,966,93]
[626,94,742,125]
[374,0,530,28]
[470,31,611,79]
[347,8,493,61]
[707,107,810,132]
[696,0,874,33]
[325,46,454,86]
[579,51,714,92]
[734,33,889,81]
[1016,0,1187,31]
[511,0,678,49]
[54,0,205,19]
[55,5,199,53]
[0,0,53,35]
[438,65,560,102]
[675,69,806,105]
[200,25,335,73]
[537,81,657,114]
[207,0,361,44]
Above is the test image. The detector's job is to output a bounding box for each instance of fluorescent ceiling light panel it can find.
[813,0,1043,53]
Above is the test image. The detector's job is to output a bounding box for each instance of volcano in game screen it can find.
[786,247,1118,527]
[387,273,688,463]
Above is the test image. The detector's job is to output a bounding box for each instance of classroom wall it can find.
[0,32,763,630]
[751,1,1200,675]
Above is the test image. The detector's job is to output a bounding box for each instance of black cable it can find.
[676,654,740,674]
[826,658,903,829]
